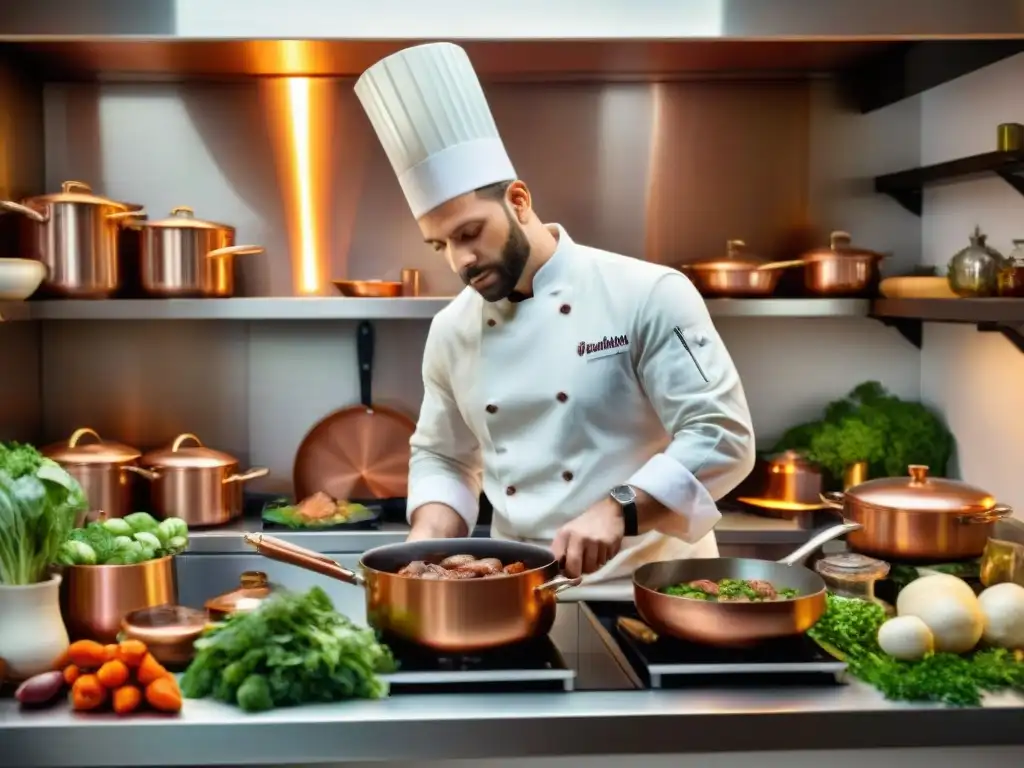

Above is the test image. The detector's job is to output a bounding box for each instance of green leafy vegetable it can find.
[0,442,88,585]
[59,516,189,566]
[771,382,954,481]
[181,587,395,712]
[262,500,376,529]
[808,594,1024,706]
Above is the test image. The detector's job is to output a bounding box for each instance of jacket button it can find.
[487,318,496,327]
[556,392,568,403]
[505,485,516,496]
[561,471,574,482]
[559,304,571,315]
[485,404,498,414]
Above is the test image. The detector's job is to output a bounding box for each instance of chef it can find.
[354,42,755,582]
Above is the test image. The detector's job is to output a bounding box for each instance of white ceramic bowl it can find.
[0,258,47,300]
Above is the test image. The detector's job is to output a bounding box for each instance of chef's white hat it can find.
[354,42,516,219]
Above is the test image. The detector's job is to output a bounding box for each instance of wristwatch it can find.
[609,484,639,537]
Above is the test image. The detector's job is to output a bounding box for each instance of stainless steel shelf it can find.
[0,297,869,322]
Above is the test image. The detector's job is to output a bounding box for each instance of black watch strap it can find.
[621,500,639,537]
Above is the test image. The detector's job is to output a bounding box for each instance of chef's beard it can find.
[460,207,531,302]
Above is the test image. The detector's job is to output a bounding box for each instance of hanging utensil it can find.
[293,321,416,501]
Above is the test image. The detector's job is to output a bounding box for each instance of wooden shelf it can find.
[871,298,1024,352]
[874,149,1024,216]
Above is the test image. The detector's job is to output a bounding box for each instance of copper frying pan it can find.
[632,522,861,647]
[293,321,415,501]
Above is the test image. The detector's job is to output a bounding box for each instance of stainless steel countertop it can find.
[185,510,813,554]
[2,682,1022,766]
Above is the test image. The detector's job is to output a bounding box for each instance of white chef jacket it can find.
[407,225,755,582]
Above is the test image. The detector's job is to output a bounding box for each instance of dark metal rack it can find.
[874,150,1024,216]
[871,298,1024,353]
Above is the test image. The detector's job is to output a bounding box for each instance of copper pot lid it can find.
[845,464,996,513]
[141,206,233,232]
[802,231,885,262]
[141,433,239,469]
[23,180,131,210]
[42,427,142,465]
[688,239,767,271]
[205,571,275,618]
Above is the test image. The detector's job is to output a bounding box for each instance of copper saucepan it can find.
[244,534,581,651]
[820,464,1013,562]
[799,230,886,296]
[681,240,803,298]
[632,522,861,647]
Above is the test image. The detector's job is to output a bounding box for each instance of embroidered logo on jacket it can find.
[577,334,630,359]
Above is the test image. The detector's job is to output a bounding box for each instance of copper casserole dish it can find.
[820,464,1012,561]
[245,534,581,652]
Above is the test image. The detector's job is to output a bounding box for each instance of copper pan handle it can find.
[756,259,805,271]
[223,467,270,485]
[0,200,47,222]
[535,574,583,595]
[243,533,365,587]
[958,504,1013,524]
[107,210,146,223]
[818,491,845,510]
[124,465,159,481]
[207,245,265,259]
[778,521,862,567]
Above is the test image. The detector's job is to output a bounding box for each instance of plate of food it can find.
[261,492,382,530]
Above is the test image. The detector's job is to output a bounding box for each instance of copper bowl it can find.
[60,556,178,643]
[333,280,403,298]
[121,605,209,668]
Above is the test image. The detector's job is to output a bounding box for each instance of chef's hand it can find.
[551,498,625,578]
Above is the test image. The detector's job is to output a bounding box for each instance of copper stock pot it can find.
[137,433,269,527]
[133,206,264,297]
[820,465,1012,561]
[0,181,145,298]
[42,428,150,520]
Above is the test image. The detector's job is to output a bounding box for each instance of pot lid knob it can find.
[908,464,929,484]
[170,206,195,218]
[61,181,93,194]
[172,433,204,451]
[829,231,852,249]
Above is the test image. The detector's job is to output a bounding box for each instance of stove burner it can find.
[586,602,847,690]
[381,635,575,693]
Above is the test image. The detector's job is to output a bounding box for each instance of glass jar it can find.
[998,239,1024,297]
[947,226,1005,297]
[815,553,894,616]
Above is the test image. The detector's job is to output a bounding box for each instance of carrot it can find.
[116,639,149,668]
[52,649,70,670]
[136,653,169,686]
[67,640,110,670]
[63,664,81,685]
[112,684,142,716]
[144,676,182,714]
[104,644,119,662]
[96,659,129,689]
[71,674,107,711]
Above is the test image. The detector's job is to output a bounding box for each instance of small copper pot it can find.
[681,240,803,297]
[137,433,269,527]
[41,428,149,520]
[121,605,208,668]
[820,465,1013,561]
[61,556,178,643]
[800,231,885,296]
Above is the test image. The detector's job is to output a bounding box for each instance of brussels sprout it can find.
[123,512,159,534]
[133,531,162,551]
[157,517,188,543]
[60,540,97,566]
[166,535,188,553]
[102,518,133,537]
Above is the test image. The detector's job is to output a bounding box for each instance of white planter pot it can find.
[0,574,70,681]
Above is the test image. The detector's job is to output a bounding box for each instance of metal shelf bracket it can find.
[977,321,1024,353]
[876,317,923,348]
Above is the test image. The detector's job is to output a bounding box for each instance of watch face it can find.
[610,484,636,505]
